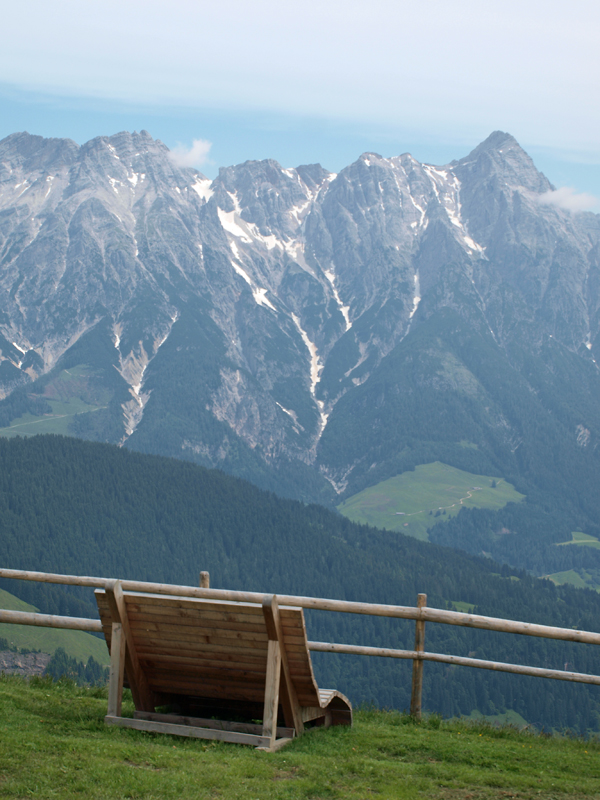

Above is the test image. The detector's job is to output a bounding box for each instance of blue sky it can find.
[1,0,599,209]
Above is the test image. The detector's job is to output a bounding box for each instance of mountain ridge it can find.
[1,129,600,577]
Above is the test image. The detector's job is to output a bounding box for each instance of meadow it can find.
[0,589,110,665]
[337,462,525,541]
[1,675,599,799]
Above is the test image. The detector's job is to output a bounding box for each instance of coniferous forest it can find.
[2,434,600,733]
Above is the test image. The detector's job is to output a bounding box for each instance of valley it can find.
[2,434,600,733]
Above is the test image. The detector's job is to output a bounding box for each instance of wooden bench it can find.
[95,580,352,751]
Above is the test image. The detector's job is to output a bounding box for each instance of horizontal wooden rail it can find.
[308,641,600,686]
[0,609,102,632]
[2,567,600,645]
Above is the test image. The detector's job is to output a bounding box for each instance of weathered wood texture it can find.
[102,581,155,712]
[308,641,600,685]
[262,595,304,734]
[94,588,352,746]
[133,710,295,739]
[0,609,102,631]
[410,593,427,720]
[105,715,271,747]
[107,623,126,717]
[4,567,600,645]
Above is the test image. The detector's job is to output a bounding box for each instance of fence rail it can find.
[1,567,600,719]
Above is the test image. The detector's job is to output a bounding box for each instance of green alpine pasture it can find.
[0,589,109,665]
[0,365,109,438]
[545,569,600,593]
[337,462,525,541]
[556,531,600,549]
[1,676,599,800]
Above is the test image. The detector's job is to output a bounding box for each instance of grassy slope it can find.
[556,531,600,549]
[337,462,525,541]
[0,366,109,438]
[546,533,600,591]
[0,589,109,665]
[1,677,599,800]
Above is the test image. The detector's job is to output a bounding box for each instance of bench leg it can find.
[262,639,281,749]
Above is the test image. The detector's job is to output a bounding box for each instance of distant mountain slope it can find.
[0,588,109,665]
[1,130,600,575]
[1,434,600,732]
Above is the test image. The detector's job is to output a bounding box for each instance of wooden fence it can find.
[2,567,600,720]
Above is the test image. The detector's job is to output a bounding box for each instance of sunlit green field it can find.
[0,365,109,438]
[545,569,600,593]
[0,589,109,665]
[1,676,599,800]
[338,462,525,541]
[0,397,106,437]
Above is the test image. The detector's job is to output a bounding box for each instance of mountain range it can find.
[2,129,600,577]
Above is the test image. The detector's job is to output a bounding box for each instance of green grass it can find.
[556,531,600,549]
[544,570,600,593]
[0,365,110,438]
[338,462,525,541]
[0,398,107,437]
[450,601,476,613]
[464,709,530,729]
[1,676,599,799]
[0,589,110,665]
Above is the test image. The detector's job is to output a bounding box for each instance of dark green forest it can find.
[2,434,600,733]
[323,307,600,578]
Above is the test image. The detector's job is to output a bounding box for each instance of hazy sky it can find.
[1,0,599,207]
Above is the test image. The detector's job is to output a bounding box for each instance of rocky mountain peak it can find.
[0,129,598,507]
[455,130,552,194]
[0,132,79,176]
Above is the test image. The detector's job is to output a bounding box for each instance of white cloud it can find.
[536,187,598,213]
[168,138,212,168]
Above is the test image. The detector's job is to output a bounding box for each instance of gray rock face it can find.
[1,129,599,504]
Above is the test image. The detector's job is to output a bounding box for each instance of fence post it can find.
[410,593,427,720]
[200,571,210,588]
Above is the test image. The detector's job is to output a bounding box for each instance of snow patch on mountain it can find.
[191,177,213,202]
[291,313,329,436]
[409,274,421,319]
[423,165,485,254]
[253,287,276,311]
[324,269,351,330]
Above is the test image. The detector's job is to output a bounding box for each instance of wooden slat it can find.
[99,584,155,712]
[139,655,266,678]
[124,593,265,615]
[130,635,269,658]
[136,649,268,668]
[145,666,266,689]
[146,677,266,703]
[263,595,303,735]
[133,711,294,739]
[127,610,269,633]
[261,638,281,747]
[301,706,329,723]
[107,622,126,718]
[126,608,302,628]
[128,616,306,644]
[128,621,270,644]
[105,715,269,747]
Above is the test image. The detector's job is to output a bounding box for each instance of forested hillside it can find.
[1,434,600,733]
